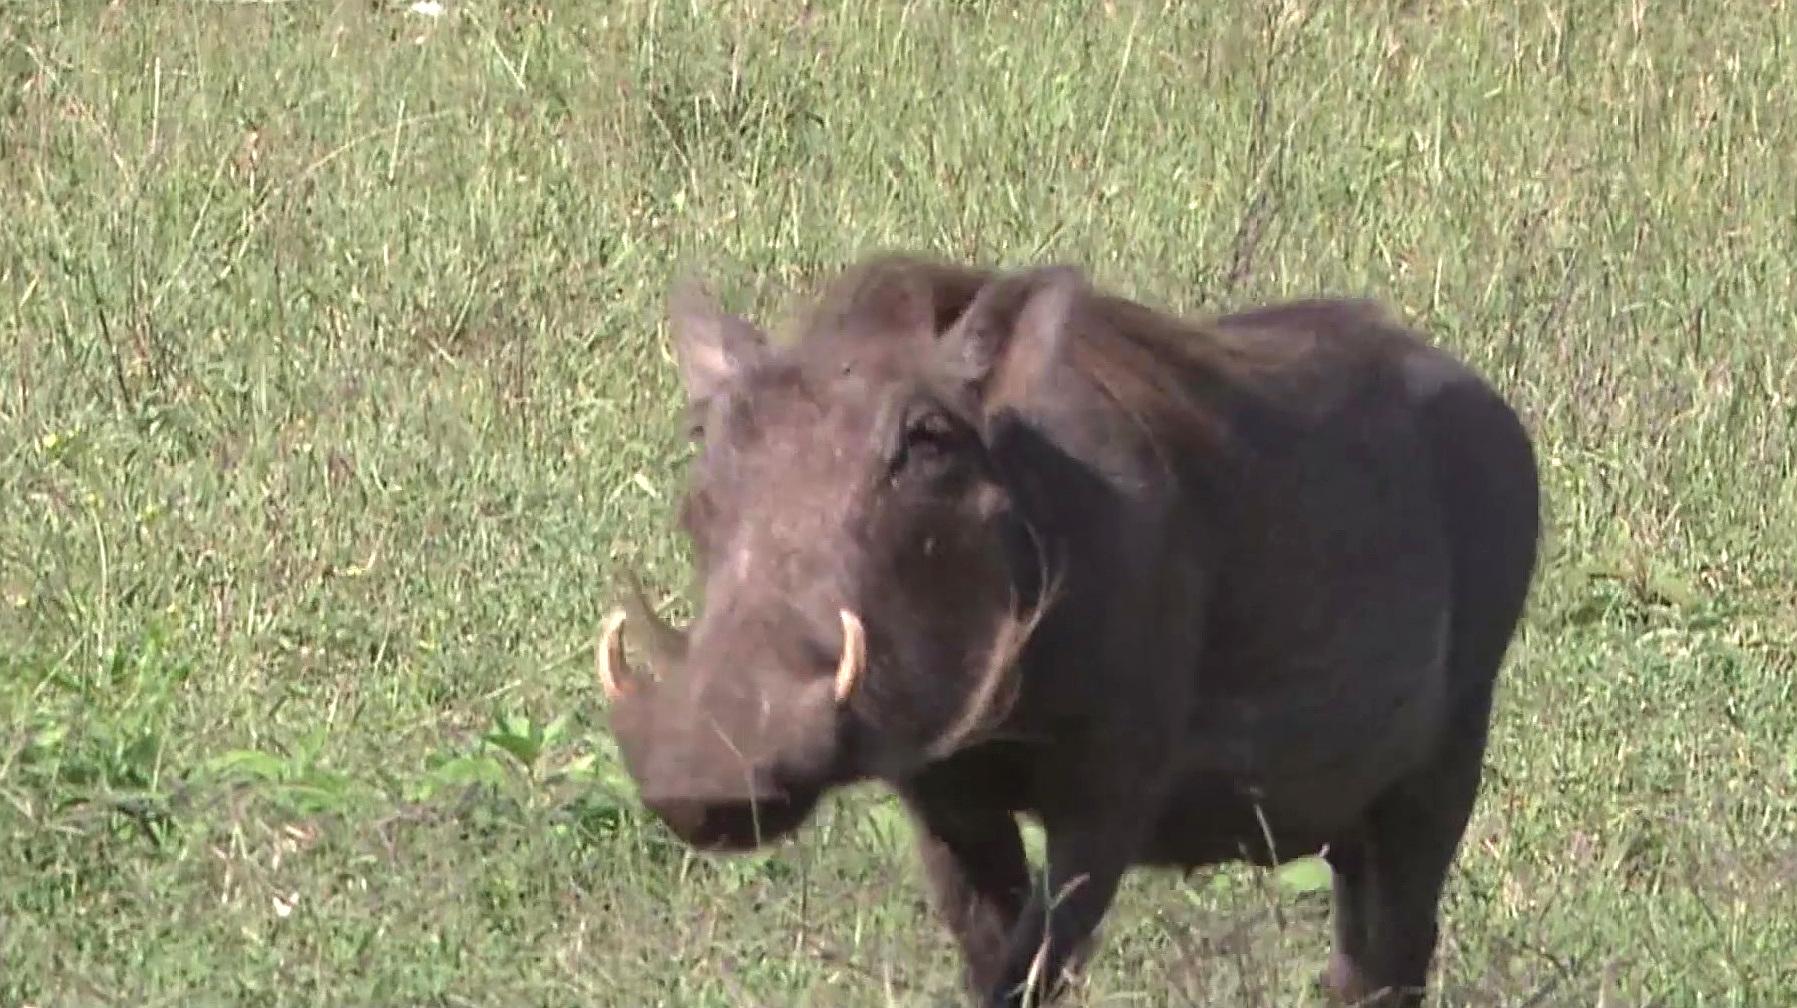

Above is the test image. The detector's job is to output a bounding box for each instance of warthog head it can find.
[599,257,1072,851]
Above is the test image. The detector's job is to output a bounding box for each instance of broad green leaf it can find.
[1274,855,1333,895]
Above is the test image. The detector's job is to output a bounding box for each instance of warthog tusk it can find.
[834,609,865,702]
[597,607,630,701]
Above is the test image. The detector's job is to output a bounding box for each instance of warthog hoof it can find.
[1317,953,1423,1007]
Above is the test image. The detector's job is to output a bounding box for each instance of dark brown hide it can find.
[600,254,1540,1007]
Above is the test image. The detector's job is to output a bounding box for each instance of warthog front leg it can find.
[984,818,1139,1007]
[899,783,1032,998]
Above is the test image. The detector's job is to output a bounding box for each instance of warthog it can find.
[598,253,1540,1007]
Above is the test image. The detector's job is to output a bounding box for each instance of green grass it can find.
[3,0,1794,1004]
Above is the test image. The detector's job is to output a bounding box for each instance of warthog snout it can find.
[595,601,864,850]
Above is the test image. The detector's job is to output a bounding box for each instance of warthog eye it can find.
[890,399,970,479]
[682,402,711,444]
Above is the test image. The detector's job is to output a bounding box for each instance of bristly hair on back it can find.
[777,251,996,348]
[769,252,1318,468]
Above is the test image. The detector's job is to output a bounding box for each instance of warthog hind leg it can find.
[1321,689,1496,1007]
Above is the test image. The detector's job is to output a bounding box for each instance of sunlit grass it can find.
[2,1,1793,1004]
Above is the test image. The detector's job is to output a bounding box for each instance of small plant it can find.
[202,727,378,816]
[480,707,573,780]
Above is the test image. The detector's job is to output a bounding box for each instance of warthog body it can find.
[599,254,1540,1007]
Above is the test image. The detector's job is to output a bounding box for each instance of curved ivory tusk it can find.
[596,607,630,701]
[834,609,865,702]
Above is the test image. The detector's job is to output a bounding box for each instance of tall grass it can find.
[2,2,1793,1004]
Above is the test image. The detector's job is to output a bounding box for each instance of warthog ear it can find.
[667,276,768,408]
[940,265,1086,414]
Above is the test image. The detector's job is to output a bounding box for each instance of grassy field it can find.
[3,1,1794,1004]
